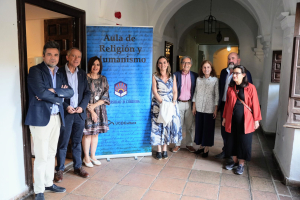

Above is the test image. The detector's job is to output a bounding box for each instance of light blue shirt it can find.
[65,64,79,108]
[47,65,59,114]
[222,68,233,102]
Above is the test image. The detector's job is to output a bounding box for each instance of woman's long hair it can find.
[198,60,216,78]
[155,56,171,78]
[229,65,249,88]
[88,56,103,74]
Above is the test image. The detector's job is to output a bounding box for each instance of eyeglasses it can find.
[182,62,191,65]
[232,72,242,75]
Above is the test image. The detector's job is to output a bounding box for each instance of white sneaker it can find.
[83,158,93,168]
[90,157,101,166]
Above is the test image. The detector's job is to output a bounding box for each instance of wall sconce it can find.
[227,46,231,51]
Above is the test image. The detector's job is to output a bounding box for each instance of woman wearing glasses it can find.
[222,65,261,175]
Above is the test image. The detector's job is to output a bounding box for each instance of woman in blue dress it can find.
[151,56,182,160]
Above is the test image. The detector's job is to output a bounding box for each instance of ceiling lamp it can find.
[204,0,217,34]
[216,22,222,43]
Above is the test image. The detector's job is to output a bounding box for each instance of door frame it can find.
[16,0,86,190]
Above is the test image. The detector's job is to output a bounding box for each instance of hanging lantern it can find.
[204,0,217,34]
[216,21,222,43]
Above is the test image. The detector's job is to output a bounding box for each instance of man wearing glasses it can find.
[173,56,197,153]
[216,52,253,159]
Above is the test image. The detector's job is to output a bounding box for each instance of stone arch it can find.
[150,0,270,39]
[178,20,240,53]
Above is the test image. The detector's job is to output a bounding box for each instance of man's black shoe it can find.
[215,151,225,159]
[235,164,245,175]
[35,193,45,200]
[45,184,66,193]
[225,162,239,170]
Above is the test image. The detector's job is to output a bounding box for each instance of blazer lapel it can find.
[41,62,53,88]
[77,69,82,99]
[178,71,182,87]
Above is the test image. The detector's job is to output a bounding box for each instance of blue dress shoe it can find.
[35,193,45,200]
[45,184,66,193]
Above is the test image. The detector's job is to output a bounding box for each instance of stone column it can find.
[274,15,300,185]
[153,34,164,72]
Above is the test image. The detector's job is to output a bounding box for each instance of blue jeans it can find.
[56,113,85,171]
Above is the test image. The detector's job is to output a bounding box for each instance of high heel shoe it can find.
[194,148,204,154]
[202,151,209,158]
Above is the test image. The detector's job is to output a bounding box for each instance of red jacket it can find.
[223,83,262,134]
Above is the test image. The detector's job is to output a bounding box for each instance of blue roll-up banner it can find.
[87,26,153,159]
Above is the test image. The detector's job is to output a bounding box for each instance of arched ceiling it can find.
[149,0,285,39]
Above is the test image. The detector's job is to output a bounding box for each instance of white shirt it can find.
[192,76,219,113]
[222,68,233,102]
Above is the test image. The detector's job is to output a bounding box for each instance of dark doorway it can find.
[44,18,76,67]
[198,50,204,72]
[17,0,86,192]
[165,41,174,73]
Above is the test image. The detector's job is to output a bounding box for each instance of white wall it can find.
[0,0,28,199]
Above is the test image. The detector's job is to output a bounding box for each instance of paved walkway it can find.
[24,118,300,200]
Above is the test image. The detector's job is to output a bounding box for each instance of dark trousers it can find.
[220,101,228,152]
[56,113,85,171]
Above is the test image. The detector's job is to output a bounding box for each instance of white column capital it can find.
[280,15,295,30]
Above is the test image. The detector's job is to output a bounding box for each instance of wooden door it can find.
[44,17,75,67]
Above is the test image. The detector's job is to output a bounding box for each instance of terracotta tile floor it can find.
[24,117,299,200]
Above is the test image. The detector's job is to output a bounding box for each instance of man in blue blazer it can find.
[25,41,74,200]
[216,52,253,159]
[173,56,198,153]
[55,48,91,182]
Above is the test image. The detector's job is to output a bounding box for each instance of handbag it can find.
[234,88,253,113]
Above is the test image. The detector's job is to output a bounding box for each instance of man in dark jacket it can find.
[55,47,91,182]
[216,52,253,159]
[172,56,198,153]
[25,41,74,200]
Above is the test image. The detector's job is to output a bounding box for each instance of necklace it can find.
[89,73,99,79]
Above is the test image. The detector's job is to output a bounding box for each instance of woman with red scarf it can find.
[222,65,261,175]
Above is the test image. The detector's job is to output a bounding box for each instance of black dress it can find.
[225,84,253,161]
[194,112,215,146]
